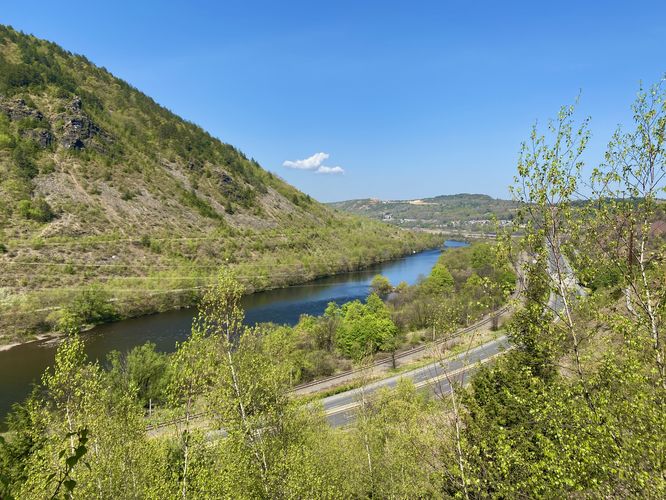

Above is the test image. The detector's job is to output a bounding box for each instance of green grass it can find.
[0,25,442,343]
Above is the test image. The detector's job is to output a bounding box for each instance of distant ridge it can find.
[328,193,518,231]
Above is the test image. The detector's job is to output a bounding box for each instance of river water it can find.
[0,241,467,424]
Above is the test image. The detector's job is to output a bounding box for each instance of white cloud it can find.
[283,152,345,175]
[316,165,344,174]
[283,152,329,170]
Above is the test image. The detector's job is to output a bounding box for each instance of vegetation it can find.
[0,237,517,498]
[329,193,518,232]
[1,24,664,500]
[369,273,393,295]
[269,241,514,383]
[0,25,440,344]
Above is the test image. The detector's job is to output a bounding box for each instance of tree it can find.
[59,286,118,329]
[335,296,400,360]
[470,243,494,276]
[107,342,168,412]
[587,79,666,390]
[425,264,454,294]
[456,81,666,497]
[3,331,149,499]
[166,325,216,498]
[370,274,393,296]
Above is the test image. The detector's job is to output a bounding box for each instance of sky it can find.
[2,1,665,202]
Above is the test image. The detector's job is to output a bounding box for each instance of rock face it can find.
[20,128,53,148]
[0,98,52,148]
[58,115,101,149]
[0,96,109,150]
[219,172,234,185]
[56,97,103,149]
[0,97,44,121]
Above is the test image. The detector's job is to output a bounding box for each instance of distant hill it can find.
[0,25,439,343]
[328,193,518,232]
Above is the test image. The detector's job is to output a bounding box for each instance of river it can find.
[0,241,467,424]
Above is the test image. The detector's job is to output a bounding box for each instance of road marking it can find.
[324,350,508,418]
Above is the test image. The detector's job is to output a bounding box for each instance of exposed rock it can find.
[0,97,44,121]
[56,97,108,150]
[69,96,83,112]
[219,172,234,185]
[187,158,203,171]
[59,115,101,149]
[20,128,53,148]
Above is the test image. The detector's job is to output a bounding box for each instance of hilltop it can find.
[0,26,439,343]
[328,193,518,232]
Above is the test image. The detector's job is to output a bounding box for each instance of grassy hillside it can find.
[0,25,440,344]
[329,193,518,232]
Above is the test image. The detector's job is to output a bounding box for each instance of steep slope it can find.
[329,193,518,231]
[0,26,439,343]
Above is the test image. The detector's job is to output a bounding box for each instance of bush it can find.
[16,197,54,222]
[370,274,393,296]
[0,132,13,149]
[59,286,118,328]
[180,189,222,220]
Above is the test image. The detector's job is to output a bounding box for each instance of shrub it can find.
[370,274,393,296]
[60,286,118,328]
[16,197,54,222]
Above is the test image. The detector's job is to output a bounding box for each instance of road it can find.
[322,336,510,426]
[149,250,581,433]
[320,246,583,427]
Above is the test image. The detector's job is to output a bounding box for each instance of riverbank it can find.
[0,224,443,348]
[0,246,455,424]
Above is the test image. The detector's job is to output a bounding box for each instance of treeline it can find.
[0,221,441,344]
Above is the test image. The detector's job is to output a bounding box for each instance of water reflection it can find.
[0,241,467,422]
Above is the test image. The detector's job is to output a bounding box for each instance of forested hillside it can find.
[0,25,439,344]
[329,193,518,232]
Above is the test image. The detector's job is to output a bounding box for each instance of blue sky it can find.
[3,1,665,201]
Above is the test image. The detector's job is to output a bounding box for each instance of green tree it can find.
[456,81,666,497]
[107,342,168,411]
[335,296,399,360]
[370,274,393,296]
[425,264,454,294]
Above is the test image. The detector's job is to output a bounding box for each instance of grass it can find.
[0,25,443,343]
[295,327,509,406]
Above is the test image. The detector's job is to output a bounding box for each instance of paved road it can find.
[322,336,510,427]
[150,251,580,433]
[321,246,583,427]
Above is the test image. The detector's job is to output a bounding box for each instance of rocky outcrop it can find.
[58,115,101,149]
[0,98,52,148]
[55,97,110,150]
[219,172,234,185]
[0,96,109,150]
[0,97,44,121]
[20,128,53,148]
